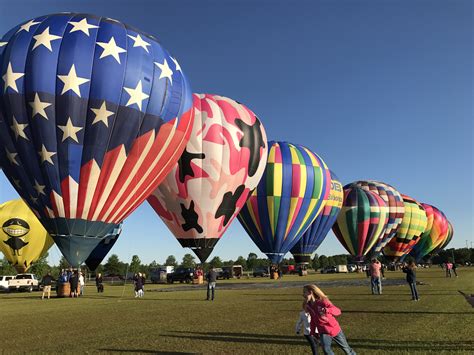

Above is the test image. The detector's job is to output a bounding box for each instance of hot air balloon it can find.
[409,204,448,261]
[332,186,389,261]
[84,224,122,270]
[350,181,405,255]
[290,171,343,264]
[383,195,428,260]
[148,94,268,262]
[0,14,194,266]
[429,220,453,256]
[0,199,54,273]
[237,141,331,264]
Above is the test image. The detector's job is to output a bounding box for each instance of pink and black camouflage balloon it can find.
[148,94,268,262]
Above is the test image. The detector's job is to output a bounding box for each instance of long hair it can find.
[304,284,328,301]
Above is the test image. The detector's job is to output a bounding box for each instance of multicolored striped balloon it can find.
[350,181,404,255]
[148,94,268,262]
[410,204,448,261]
[290,171,343,263]
[383,194,428,260]
[429,220,453,256]
[237,141,330,264]
[332,186,389,260]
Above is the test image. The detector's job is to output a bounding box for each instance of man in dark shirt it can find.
[41,272,55,300]
[206,266,218,301]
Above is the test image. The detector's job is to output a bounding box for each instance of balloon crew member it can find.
[452,262,458,277]
[303,284,356,355]
[402,262,419,301]
[296,300,319,355]
[69,270,79,298]
[369,259,382,295]
[206,266,218,301]
[79,271,85,296]
[41,272,55,300]
[95,273,104,293]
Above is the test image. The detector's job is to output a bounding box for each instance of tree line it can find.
[1,247,473,278]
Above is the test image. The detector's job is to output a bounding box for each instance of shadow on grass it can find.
[163,331,305,346]
[99,349,199,354]
[162,331,474,351]
[347,338,474,351]
[458,290,474,307]
[343,310,474,315]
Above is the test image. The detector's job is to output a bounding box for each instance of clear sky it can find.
[0,0,472,266]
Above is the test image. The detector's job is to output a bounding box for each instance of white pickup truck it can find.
[0,275,16,291]
[8,273,40,292]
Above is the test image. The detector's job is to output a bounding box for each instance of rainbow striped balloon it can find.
[429,220,453,256]
[332,186,389,260]
[383,194,428,260]
[350,181,405,255]
[237,141,330,264]
[410,204,448,261]
[290,171,343,263]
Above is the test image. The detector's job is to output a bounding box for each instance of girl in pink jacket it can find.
[303,284,356,355]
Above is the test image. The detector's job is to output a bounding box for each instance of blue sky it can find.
[0,0,472,265]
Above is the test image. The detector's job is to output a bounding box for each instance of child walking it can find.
[296,301,319,355]
[303,284,356,355]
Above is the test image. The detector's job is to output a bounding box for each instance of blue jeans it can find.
[409,282,419,300]
[371,277,382,294]
[207,282,216,300]
[304,334,319,355]
[320,330,356,355]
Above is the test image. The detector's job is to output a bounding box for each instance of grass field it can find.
[1,268,473,354]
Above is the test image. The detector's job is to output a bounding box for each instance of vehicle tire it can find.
[28,286,33,293]
[185,278,191,284]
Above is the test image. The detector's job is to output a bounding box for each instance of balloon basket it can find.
[193,275,203,284]
[56,282,80,297]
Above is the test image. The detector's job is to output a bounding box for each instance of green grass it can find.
[1,268,473,354]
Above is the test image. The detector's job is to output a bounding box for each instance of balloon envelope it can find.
[0,14,194,265]
[148,94,268,262]
[350,181,405,255]
[409,204,448,261]
[0,199,54,273]
[84,224,122,270]
[238,141,331,264]
[290,171,343,263]
[332,186,389,260]
[383,194,428,260]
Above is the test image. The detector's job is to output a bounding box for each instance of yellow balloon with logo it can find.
[0,199,54,273]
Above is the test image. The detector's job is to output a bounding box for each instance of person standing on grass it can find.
[69,270,79,298]
[452,263,458,277]
[41,272,55,300]
[296,300,319,355]
[402,261,419,301]
[445,262,452,277]
[303,284,356,355]
[79,271,85,296]
[206,266,218,301]
[369,259,382,295]
[95,273,104,293]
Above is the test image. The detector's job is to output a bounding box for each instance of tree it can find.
[181,253,196,268]
[332,255,348,266]
[148,260,159,269]
[247,252,258,270]
[29,252,50,276]
[165,255,178,268]
[319,255,329,269]
[311,254,320,270]
[235,256,247,270]
[327,257,336,267]
[129,255,141,273]
[58,256,70,270]
[209,256,223,268]
[104,254,124,275]
[0,257,16,275]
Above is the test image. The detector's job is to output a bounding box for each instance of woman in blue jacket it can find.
[402,261,419,301]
